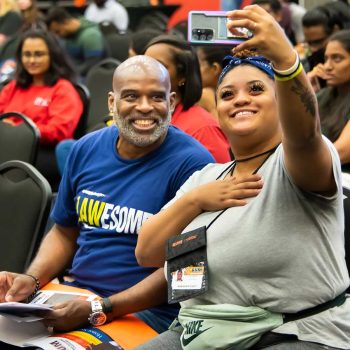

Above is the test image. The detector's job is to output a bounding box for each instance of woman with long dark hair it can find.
[196,45,232,120]
[0,29,83,190]
[0,29,83,146]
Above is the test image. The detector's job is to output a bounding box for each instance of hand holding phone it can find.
[225,5,295,66]
[188,11,253,46]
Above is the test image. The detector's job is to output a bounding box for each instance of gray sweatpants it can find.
[136,327,345,350]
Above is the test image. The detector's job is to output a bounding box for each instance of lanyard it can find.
[206,145,279,230]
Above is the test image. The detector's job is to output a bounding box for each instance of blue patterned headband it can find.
[218,55,274,85]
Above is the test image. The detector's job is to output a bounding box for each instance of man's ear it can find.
[108,91,115,114]
[169,92,176,113]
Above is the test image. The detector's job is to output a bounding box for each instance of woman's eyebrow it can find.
[247,80,264,84]
[219,80,264,90]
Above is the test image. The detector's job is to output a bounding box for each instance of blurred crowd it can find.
[0,0,349,184]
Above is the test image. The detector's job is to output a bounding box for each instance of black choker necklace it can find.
[235,144,280,163]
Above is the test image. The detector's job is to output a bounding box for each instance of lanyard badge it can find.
[166,226,209,303]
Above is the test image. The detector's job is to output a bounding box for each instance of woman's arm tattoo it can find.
[290,78,316,117]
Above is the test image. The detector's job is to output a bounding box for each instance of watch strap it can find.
[101,297,113,314]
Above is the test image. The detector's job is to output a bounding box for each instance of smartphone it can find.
[188,11,253,46]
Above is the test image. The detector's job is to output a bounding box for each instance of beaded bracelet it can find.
[272,50,300,77]
[274,62,303,82]
[24,274,40,302]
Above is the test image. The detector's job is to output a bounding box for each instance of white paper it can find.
[0,289,97,348]
[0,313,43,322]
[0,289,95,324]
[0,302,52,314]
[0,316,50,347]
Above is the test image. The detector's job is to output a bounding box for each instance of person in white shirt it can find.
[84,0,128,33]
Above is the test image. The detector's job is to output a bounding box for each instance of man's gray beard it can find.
[113,111,171,147]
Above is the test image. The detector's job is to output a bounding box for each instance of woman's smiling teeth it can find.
[233,110,256,118]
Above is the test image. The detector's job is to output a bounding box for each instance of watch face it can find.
[89,311,107,326]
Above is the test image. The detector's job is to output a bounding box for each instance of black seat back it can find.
[0,160,52,272]
[99,20,118,36]
[85,58,120,131]
[73,83,90,139]
[0,112,40,165]
[104,32,130,62]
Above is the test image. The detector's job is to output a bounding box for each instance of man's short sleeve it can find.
[50,144,79,227]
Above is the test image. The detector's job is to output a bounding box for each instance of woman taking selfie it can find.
[136,5,350,350]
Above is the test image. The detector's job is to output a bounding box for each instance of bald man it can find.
[0,56,214,336]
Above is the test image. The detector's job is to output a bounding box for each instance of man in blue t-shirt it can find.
[0,56,214,335]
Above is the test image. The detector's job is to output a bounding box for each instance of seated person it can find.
[136,5,350,350]
[316,29,350,171]
[144,35,231,163]
[252,0,295,44]
[84,0,129,34]
[302,1,350,89]
[0,29,82,147]
[282,0,306,44]
[196,45,232,120]
[0,0,23,46]
[46,7,105,77]
[128,29,163,57]
[0,55,214,337]
[0,29,83,190]
[17,0,44,27]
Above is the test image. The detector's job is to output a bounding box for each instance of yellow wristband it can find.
[274,63,303,82]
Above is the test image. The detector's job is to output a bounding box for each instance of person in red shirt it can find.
[0,29,83,190]
[144,35,231,163]
[0,29,83,146]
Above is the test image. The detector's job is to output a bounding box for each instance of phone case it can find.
[188,11,252,46]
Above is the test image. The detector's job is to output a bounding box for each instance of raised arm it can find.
[334,120,350,165]
[227,5,336,194]
[136,174,263,267]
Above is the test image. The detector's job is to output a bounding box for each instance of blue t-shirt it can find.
[51,125,214,320]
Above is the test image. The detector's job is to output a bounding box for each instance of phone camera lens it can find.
[192,28,214,41]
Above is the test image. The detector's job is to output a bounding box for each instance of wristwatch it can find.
[88,300,107,326]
